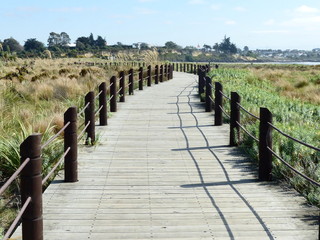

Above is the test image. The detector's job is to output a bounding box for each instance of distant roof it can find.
[67,43,76,47]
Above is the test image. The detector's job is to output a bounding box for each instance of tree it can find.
[3,38,23,52]
[165,41,181,50]
[76,41,86,50]
[76,36,90,50]
[140,42,149,49]
[214,36,237,55]
[60,32,71,46]
[24,38,45,52]
[95,36,106,48]
[48,32,71,47]
[48,32,61,47]
[89,33,95,46]
[203,44,212,52]
[213,43,219,52]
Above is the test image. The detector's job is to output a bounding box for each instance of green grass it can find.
[208,67,320,207]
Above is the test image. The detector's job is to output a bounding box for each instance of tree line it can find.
[0,32,245,61]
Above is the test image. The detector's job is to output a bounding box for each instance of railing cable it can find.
[0,158,30,196]
[41,122,71,149]
[42,147,71,185]
[236,121,259,143]
[95,105,104,115]
[267,147,320,187]
[237,103,260,120]
[78,102,90,116]
[2,196,32,240]
[219,90,231,101]
[95,90,103,99]
[219,105,230,119]
[78,121,91,141]
[268,122,320,151]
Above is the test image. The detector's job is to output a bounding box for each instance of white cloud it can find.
[282,16,320,27]
[295,5,318,14]
[282,5,320,29]
[225,20,236,25]
[188,0,206,5]
[234,6,246,12]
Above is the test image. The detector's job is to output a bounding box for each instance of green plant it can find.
[209,66,320,206]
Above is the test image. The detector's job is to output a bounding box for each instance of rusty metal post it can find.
[110,76,117,112]
[214,82,223,126]
[85,91,95,145]
[205,77,212,112]
[187,64,190,73]
[64,107,78,182]
[170,64,173,79]
[160,65,164,82]
[147,65,152,86]
[190,64,193,74]
[20,134,43,240]
[129,69,134,95]
[119,71,125,102]
[194,64,197,75]
[259,108,273,181]
[180,63,182,72]
[99,82,107,126]
[139,67,143,90]
[155,65,159,84]
[230,92,241,146]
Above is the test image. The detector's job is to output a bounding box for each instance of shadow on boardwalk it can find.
[172,81,318,239]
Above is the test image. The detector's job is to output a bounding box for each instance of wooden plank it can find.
[11,72,319,240]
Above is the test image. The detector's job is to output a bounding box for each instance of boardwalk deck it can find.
[12,72,318,240]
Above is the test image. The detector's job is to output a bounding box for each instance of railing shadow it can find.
[173,82,275,240]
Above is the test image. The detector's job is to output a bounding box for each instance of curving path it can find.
[12,72,318,240]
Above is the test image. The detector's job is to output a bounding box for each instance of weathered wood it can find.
[12,72,319,240]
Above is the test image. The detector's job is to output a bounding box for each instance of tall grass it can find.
[208,66,320,206]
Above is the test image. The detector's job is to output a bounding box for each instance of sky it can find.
[1,0,320,50]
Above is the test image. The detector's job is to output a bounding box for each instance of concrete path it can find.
[12,72,318,240]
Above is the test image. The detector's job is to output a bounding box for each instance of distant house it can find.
[67,43,76,48]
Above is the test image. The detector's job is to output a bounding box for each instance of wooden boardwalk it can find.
[12,72,318,240]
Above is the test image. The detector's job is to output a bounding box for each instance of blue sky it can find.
[2,0,320,50]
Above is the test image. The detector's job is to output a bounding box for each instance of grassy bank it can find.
[208,64,319,206]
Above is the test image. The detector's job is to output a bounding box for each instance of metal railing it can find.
[198,67,320,186]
